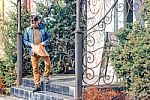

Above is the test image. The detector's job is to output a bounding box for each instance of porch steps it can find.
[11,75,75,100]
[11,86,75,100]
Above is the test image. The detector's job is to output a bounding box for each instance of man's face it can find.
[32,21,39,28]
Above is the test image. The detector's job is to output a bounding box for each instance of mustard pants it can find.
[31,54,51,86]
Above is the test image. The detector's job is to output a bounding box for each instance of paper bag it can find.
[32,44,49,56]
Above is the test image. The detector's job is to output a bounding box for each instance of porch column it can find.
[17,0,22,86]
[75,0,83,99]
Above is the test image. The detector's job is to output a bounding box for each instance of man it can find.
[23,15,51,91]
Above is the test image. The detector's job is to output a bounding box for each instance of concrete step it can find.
[0,96,22,100]
[22,75,75,97]
[11,86,75,100]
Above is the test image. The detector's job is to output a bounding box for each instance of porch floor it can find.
[24,74,75,87]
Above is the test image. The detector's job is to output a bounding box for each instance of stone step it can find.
[0,96,22,100]
[22,75,75,97]
[11,86,75,100]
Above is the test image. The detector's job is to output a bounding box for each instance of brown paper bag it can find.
[32,44,49,56]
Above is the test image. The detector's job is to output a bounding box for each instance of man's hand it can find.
[41,42,45,46]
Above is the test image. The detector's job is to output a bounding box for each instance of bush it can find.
[110,0,150,98]
[83,85,126,100]
[0,2,30,90]
[110,22,150,98]
[110,1,150,98]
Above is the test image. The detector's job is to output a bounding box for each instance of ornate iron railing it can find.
[23,35,75,76]
[49,36,75,74]
[82,0,143,86]
[81,0,144,99]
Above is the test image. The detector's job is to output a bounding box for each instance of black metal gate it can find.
[75,0,144,99]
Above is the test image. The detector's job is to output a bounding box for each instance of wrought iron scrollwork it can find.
[49,33,75,74]
[82,0,143,86]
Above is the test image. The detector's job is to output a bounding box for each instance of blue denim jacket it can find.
[23,24,50,55]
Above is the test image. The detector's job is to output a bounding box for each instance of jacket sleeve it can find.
[43,30,50,46]
[23,28,32,47]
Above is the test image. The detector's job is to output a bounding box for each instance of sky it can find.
[0,0,14,18]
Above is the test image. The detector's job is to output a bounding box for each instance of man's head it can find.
[31,15,39,28]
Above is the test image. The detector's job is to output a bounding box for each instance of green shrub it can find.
[0,2,30,88]
[110,23,150,98]
[110,0,150,98]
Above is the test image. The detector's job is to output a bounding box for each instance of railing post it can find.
[75,0,83,99]
[17,0,22,86]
